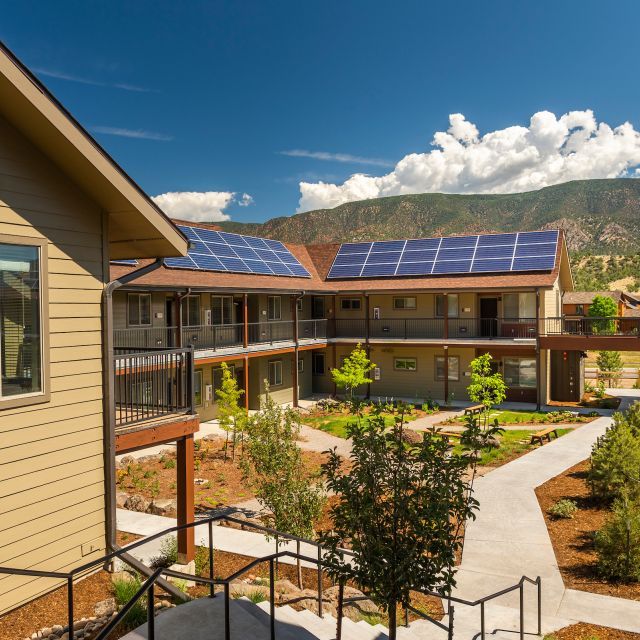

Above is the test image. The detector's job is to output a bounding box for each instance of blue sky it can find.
[3,1,640,223]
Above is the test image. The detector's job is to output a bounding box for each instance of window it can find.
[268,359,283,386]
[0,239,45,402]
[296,298,303,312]
[435,294,459,318]
[394,357,417,371]
[504,358,537,388]
[312,352,325,375]
[502,292,536,320]
[211,295,233,325]
[267,295,281,320]
[393,297,417,310]
[127,293,151,326]
[312,296,325,319]
[194,370,203,406]
[212,364,235,396]
[181,295,200,326]
[340,297,361,311]
[298,358,304,373]
[575,304,584,316]
[435,355,460,381]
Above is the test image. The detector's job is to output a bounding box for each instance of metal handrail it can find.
[0,512,541,640]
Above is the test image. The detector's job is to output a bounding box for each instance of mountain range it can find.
[219,179,640,254]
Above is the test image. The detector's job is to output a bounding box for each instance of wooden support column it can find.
[176,434,195,563]
[243,293,249,348]
[332,343,337,396]
[365,294,371,399]
[535,288,542,410]
[443,345,449,406]
[443,293,449,340]
[244,355,250,411]
[292,295,300,408]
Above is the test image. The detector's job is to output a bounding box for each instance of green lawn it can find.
[303,411,418,438]
[443,409,594,426]
[452,428,570,466]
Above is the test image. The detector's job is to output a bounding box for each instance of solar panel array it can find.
[164,225,311,278]
[327,230,559,279]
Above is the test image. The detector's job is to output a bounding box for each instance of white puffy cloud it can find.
[152,191,253,222]
[297,110,640,212]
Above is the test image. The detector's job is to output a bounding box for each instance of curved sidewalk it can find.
[452,390,640,634]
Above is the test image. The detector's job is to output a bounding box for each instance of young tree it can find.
[331,343,375,406]
[242,388,325,587]
[466,353,507,429]
[588,295,618,335]
[319,405,482,640]
[596,350,623,388]
[216,362,246,461]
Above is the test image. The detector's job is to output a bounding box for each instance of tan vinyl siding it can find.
[0,114,106,613]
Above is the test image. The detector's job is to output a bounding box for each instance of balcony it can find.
[540,316,640,351]
[113,347,194,430]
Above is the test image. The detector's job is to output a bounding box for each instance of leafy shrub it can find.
[589,404,640,502]
[113,573,147,627]
[195,545,212,576]
[584,381,595,394]
[595,496,640,582]
[150,535,178,569]
[163,458,176,469]
[246,589,267,603]
[548,499,578,519]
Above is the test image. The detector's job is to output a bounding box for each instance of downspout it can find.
[102,258,188,600]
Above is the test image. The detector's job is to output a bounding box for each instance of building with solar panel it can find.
[109,219,593,418]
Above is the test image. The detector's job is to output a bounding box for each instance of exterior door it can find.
[165,298,174,347]
[480,298,498,337]
[551,350,582,402]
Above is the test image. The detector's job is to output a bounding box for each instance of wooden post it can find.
[292,296,300,408]
[365,294,371,399]
[176,434,195,563]
[443,293,449,340]
[243,293,249,348]
[443,346,449,406]
[332,343,337,396]
[244,356,250,411]
[535,288,542,410]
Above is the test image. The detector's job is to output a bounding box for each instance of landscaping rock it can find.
[274,579,301,594]
[401,429,423,444]
[148,498,176,516]
[125,493,150,512]
[94,597,116,617]
[115,492,128,508]
[119,455,136,466]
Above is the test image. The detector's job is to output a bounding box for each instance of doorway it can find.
[165,298,174,347]
[480,298,498,337]
[551,350,583,402]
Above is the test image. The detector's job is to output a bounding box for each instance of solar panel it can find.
[111,259,138,266]
[326,230,559,279]
[164,225,311,278]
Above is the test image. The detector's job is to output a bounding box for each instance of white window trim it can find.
[0,234,49,408]
[268,359,283,386]
[394,357,417,371]
[267,295,282,321]
[127,292,152,327]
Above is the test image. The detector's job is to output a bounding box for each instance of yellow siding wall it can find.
[0,115,106,613]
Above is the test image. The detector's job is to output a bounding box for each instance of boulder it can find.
[125,494,150,512]
[148,499,176,516]
[273,579,301,594]
[401,429,423,444]
[115,492,128,508]
[94,597,116,617]
[119,455,136,466]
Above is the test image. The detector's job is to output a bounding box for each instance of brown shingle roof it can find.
[110,223,563,292]
[563,291,622,304]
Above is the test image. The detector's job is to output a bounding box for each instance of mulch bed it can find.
[535,460,640,601]
[546,622,640,640]
[117,436,329,514]
[0,571,114,640]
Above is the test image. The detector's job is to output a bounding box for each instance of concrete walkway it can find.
[453,389,640,634]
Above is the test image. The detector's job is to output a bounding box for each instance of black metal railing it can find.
[298,319,330,341]
[114,326,178,350]
[247,320,295,344]
[0,513,542,640]
[333,318,367,338]
[113,347,194,428]
[545,316,640,337]
[182,323,244,350]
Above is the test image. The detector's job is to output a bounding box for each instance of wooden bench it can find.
[530,426,559,446]
[436,430,463,443]
[464,404,484,417]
